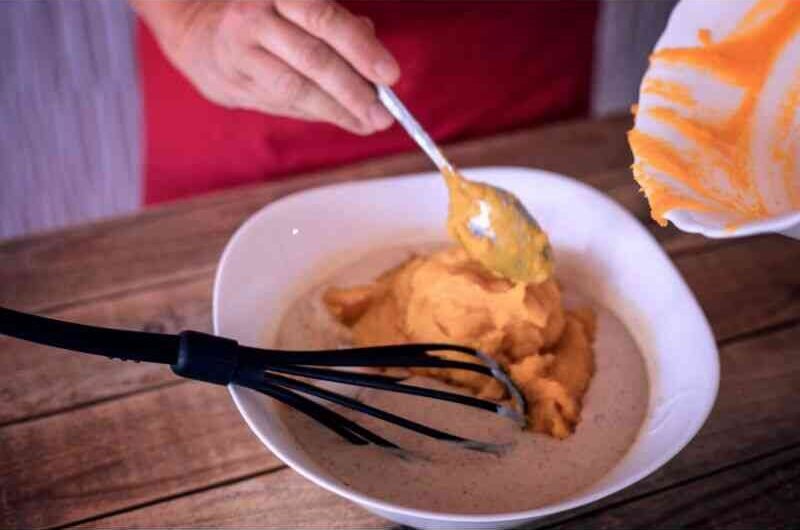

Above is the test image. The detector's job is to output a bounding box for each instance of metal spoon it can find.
[376,85,553,283]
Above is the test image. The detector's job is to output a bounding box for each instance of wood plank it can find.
[0,275,213,425]
[0,382,281,530]
[76,467,388,530]
[71,323,800,529]
[0,116,633,313]
[544,445,800,530]
[676,236,800,342]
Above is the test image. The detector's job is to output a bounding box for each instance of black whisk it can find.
[0,306,526,449]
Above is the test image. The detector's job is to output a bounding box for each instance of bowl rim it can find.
[214,166,720,523]
[667,208,800,238]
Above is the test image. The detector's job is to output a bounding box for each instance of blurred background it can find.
[0,0,676,240]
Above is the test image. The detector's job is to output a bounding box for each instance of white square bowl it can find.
[214,166,719,529]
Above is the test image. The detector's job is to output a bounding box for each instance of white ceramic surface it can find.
[214,167,719,530]
[634,0,800,240]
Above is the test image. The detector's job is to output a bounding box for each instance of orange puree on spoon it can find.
[442,166,553,285]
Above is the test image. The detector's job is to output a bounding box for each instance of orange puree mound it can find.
[323,247,596,439]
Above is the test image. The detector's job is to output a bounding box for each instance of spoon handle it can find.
[377,85,452,173]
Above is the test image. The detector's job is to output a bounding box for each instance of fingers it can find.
[175,0,397,134]
[273,0,400,85]
[239,47,370,135]
[257,10,392,131]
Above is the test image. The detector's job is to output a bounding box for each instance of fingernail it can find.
[368,102,393,131]
[374,58,400,85]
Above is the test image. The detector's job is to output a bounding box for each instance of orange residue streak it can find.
[646,107,736,169]
[630,103,639,116]
[773,70,800,208]
[641,79,696,107]
[631,162,718,226]
[737,0,788,33]
[697,28,713,46]
[630,0,800,225]
[628,129,737,225]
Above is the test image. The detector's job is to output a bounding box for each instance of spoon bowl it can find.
[377,85,553,282]
[443,167,553,283]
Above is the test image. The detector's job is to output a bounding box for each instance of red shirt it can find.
[139,1,598,204]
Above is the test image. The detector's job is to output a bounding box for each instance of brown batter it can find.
[273,246,649,513]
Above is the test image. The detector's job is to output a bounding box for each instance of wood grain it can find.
[0,115,633,314]
[69,323,800,529]
[677,236,800,342]
[545,446,800,530]
[77,467,389,530]
[0,275,213,425]
[0,382,281,530]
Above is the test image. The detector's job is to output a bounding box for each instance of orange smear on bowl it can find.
[773,70,800,209]
[697,28,713,46]
[628,129,746,221]
[630,0,800,225]
[642,79,696,107]
[631,162,719,226]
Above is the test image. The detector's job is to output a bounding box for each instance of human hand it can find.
[133,0,399,134]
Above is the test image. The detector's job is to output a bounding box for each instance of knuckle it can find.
[220,2,248,29]
[273,70,309,105]
[337,81,369,110]
[344,24,380,63]
[305,1,340,33]
[335,109,358,128]
[230,72,253,95]
[221,2,264,36]
[229,1,260,18]
[300,40,335,71]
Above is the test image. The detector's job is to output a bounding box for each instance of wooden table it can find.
[1,115,798,529]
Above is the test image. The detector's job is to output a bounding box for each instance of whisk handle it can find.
[0,306,247,387]
[0,306,179,365]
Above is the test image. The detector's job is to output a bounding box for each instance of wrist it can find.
[129,1,207,52]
